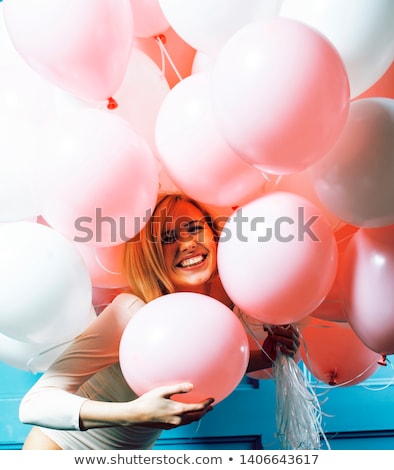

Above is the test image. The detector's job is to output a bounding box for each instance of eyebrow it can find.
[181,218,206,228]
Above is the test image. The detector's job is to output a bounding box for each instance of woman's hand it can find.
[262,324,300,361]
[131,383,214,430]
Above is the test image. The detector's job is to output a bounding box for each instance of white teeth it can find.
[179,255,204,268]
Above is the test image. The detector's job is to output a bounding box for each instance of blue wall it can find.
[1,359,394,450]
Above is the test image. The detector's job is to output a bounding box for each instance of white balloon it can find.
[112,48,170,158]
[0,116,41,222]
[280,0,394,98]
[0,222,92,344]
[0,307,97,372]
[155,72,265,206]
[191,51,215,74]
[0,4,25,66]
[0,63,55,222]
[159,0,283,55]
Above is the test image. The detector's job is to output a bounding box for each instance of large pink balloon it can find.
[3,0,133,102]
[340,225,394,355]
[217,192,338,324]
[310,97,394,228]
[300,317,380,386]
[40,109,159,247]
[119,292,249,404]
[155,72,266,207]
[211,17,350,175]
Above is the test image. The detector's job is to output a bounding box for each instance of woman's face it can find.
[161,200,218,293]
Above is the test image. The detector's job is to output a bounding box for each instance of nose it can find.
[178,233,196,251]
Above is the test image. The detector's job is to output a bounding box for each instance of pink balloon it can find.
[3,0,133,102]
[40,108,159,247]
[359,60,394,100]
[301,317,380,386]
[310,251,348,323]
[311,224,358,322]
[129,0,169,38]
[155,72,266,207]
[74,243,128,289]
[119,292,249,404]
[217,192,338,324]
[211,17,350,175]
[340,225,394,355]
[310,97,394,228]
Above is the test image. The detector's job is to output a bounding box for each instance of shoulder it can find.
[111,292,145,309]
[95,293,146,329]
[111,293,146,317]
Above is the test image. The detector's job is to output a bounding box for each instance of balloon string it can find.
[94,248,121,275]
[274,353,330,450]
[156,35,167,78]
[155,35,183,82]
[237,310,329,449]
[335,232,356,246]
[237,310,275,365]
[362,357,394,391]
[261,172,273,182]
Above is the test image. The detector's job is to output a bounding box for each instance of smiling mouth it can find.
[177,254,207,268]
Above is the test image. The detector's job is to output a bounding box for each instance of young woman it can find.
[20,193,300,450]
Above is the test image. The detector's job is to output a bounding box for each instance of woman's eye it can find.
[161,231,176,244]
[189,224,204,234]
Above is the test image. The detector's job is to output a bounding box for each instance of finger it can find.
[155,383,194,398]
[270,325,299,338]
[278,345,297,357]
[271,328,301,346]
[174,398,215,415]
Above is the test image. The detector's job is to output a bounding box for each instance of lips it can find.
[177,254,207,268]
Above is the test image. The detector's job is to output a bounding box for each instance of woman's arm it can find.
[79,383,214,430]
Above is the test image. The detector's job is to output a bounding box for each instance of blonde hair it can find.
[122,193,222,303]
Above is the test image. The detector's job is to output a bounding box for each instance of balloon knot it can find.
[328,369,337,386]
[378,354,387,366]
[107,97,118,110]
[155,34,167,44]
